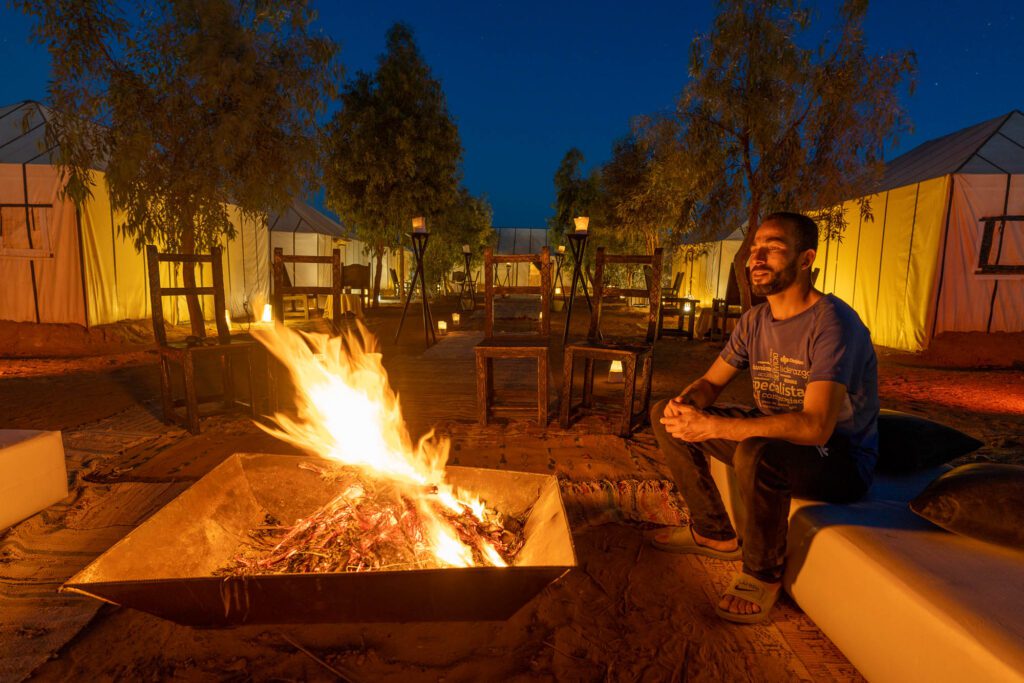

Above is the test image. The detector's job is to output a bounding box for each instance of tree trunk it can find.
[821,236,830,291]
[372,249,384,308]
[733,198,760,311]
[399,247,406,300]
[181,228,207,337]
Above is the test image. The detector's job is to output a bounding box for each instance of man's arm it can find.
[662,380,847,446]
[665,357,741,415]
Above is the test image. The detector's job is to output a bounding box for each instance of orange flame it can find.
[253,322,506,568]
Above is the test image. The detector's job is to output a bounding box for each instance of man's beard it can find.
[750,259,799,297]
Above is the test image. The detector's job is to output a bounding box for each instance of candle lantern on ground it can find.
[607,360,624,383]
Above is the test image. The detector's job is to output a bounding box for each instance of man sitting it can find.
[647,212,879,623]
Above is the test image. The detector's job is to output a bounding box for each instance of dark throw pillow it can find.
[875,409,984,475]
[910,463,1024,550]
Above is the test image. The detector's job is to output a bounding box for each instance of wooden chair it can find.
[343,263,372,308]
[559,247,663,437]
[272,247,343,332]
[389,267,405,299]
[474,247,551,426]
[146,245,257,434]
[658,271,697,339]
[709,271,743,343]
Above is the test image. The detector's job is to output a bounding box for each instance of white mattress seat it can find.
[0,430,68,530]
[709,459,1024,682]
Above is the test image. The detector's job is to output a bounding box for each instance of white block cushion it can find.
[0,430,68,530]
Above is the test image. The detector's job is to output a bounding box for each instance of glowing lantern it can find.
[607,360,624,384]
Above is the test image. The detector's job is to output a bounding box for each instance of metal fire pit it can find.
[63,453,576,627]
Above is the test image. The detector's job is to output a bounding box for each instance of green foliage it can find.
[678,0,915,306]
[422,188,494,292]
[547,148,601,248]
[324,22,463,303]
[601,115,695,255]
[18,0,339,255]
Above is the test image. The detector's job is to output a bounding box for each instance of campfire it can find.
[63,323,576,626]
[228,323,520,573]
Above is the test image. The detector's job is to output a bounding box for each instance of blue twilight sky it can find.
[1,1,1021,227]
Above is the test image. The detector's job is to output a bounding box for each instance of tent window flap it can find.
[975,215,1024,275]
[0,203,55,259]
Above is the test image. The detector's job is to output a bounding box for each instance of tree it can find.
[324,23,462,306]
[679,0,915,309]
[422,188,494,294]
[548,147,604,285]
[548,148,601,241]
[601,115,695,255]
[17,0,339,334]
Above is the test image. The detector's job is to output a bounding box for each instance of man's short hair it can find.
[763,212,819,253]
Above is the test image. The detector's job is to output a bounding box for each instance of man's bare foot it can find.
[718,579,780,616]
[691,529,739,553]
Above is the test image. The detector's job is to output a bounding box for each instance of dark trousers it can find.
[650,399,870,583]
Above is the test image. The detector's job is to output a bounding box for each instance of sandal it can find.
[643,526,742,561]
[715,573,780,624]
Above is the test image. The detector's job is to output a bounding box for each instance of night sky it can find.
[1,0,1020,227]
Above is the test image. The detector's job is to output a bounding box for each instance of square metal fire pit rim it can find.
[61,453,577,625]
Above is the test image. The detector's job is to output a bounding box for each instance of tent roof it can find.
[680,225,744,245]
[1,101,344,238]
[879,110,1024,192]
[268,202,347,238]
[494,226,549,254]
[0,101,63,165]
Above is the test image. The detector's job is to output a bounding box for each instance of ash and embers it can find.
[217,462,527,576]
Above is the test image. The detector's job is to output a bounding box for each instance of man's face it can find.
[747,221,808,297]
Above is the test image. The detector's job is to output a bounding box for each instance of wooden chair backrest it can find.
[389,267,402,292]
[666,271,684,298]
[146,244,229,348]
[272,247,342,324]
[725,268,741,306]
[589,247,664,344]
[482,246,551,339]
[342,263,371,290]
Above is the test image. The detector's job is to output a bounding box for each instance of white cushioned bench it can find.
[710,459,1024,682]
[0,430,68,530]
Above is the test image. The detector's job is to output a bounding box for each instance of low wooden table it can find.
[320,293,364,320]
[658,296,698,339]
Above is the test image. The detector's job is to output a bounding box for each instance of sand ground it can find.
[1,302,1021,682]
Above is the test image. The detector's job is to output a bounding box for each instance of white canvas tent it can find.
[494,226,548,286]
[673,111,1024,351]
[672,227,744,304]
[270,202,408,301]
[0,100,382,326]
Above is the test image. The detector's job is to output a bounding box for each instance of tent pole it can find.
[928,177,957,341]
[985,174,1013,334]
[20,163,41,323]
[900,184,922,330]
[850,209,864,308]
[873,192,891,313]
[109,201,118,317]
[75,205,90,328]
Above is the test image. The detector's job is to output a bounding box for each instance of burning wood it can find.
[218,462,526,576]
[246,322,522,571]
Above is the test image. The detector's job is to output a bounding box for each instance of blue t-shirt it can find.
[720,294,879,479]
